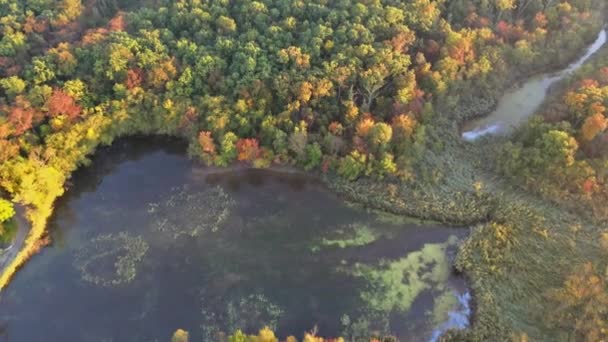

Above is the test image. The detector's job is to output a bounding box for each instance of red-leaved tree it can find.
[46,89,81,120]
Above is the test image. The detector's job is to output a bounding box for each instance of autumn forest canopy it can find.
[1,0,608,340]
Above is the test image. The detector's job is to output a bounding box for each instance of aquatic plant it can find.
[350,237,459,314]
[226,294,285,333]
[74,232,149,287]
[321,223,378,249]
[148,185,235,238]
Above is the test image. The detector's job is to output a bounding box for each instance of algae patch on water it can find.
[321,223,378,249]
[350,235,459,314]
[148,185,235,238]
[74,232,149,287]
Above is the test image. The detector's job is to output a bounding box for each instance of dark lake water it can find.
[0,137,470,341]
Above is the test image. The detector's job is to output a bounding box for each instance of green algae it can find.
[321,223,378,249]
[350,236,459,314]
[74,232,149,287]
[148,185,235,238]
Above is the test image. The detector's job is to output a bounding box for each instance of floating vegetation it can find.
[350,236,460,314]
[321,223,378,249]
[200,292,284,339]
[74,233,149,287]
[148,185,235,238]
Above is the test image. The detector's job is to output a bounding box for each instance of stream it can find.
[462,29,607,141]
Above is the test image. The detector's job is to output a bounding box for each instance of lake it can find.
[0,137,469,341]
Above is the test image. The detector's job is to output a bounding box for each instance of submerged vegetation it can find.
[0,0,607,340]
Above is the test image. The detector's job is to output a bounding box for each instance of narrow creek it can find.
[0,138,470,341]
[462,28,608,141]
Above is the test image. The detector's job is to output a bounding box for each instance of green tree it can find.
[0,76,27,99]
[302,143,322,171]
[338,151,368,181]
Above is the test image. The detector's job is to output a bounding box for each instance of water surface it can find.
[0,138,469,341]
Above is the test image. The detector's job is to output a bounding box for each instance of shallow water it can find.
[0,138,469,341]
[462,29,607,141]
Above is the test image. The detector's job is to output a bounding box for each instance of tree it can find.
[198,131,216,155]
[216,132,238,166]
[236,138,261,163]
[46,89,81,120]
[375,152,397,178]
[392,113,417,142]
[0,139,19,163]
[54,0,83,26]
[8,105,35,136]
[289,121,308,160]
[126,68,144,89]
[338,151,368,181]
[171,329,189,342]
[302,143,322,171]
[369,122,393,151]
[546,262,608,341]
[581,113,607,142]
[217,16,237,33]
[0,76,27,99]
[537,130,578,168]
[63,80,87,100]
[355,117,375,138]
[0,199,14,224]
[228,327,278,342]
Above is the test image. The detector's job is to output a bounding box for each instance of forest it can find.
[0,0,607,340]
